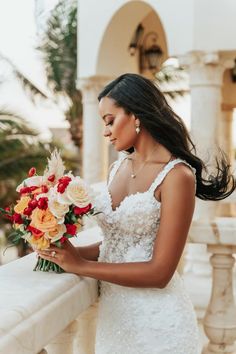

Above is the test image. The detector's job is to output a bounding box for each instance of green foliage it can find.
[0,112,50,210]
[155,64,189,99]
[39,0,82,149]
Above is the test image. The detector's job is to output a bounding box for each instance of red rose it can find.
[28,199,38,210]
[20,186,31,195]
[29,186,38,192]
[48,174,55,182]
[60,236,67,244]
[27,225,44,238]
[28,167,36,177]
[12,213,23,224]
[65,223,77,236]
[41,185,49,193]
[58,176,71,183]
[37,197,48,210]
[73,203,92,215]
[57,183,66,194]
[23,207,33,216]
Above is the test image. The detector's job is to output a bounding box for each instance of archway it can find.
[96,1,168,78]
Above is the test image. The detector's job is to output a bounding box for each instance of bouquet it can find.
[0,150,96,273]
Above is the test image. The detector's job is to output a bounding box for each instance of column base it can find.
[202,342,236,354]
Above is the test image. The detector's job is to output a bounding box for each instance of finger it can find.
[38,252,61,265]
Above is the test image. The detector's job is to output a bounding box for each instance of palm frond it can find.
[155,65,189,99]
[38,0,82,149]
[0,52,49,102]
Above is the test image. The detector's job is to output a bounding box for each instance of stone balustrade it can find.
[189,217,236,353]
[1,190,236,353]
[0,227,102,354]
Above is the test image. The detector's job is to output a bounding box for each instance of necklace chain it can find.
[130,148,172,179]
[130,145,157,179]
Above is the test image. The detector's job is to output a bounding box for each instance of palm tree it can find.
[38,0,82,149]
[155,64,189,99]
[0,112,51,257]
[0,52,50,103]
[0,111,49,208]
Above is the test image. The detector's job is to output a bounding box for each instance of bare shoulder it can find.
[162,162,196,194]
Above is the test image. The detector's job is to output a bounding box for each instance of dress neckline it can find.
[107,157,179,212]
[106,185,161,213]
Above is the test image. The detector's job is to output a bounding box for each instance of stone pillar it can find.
[179,52,225,317]
[77,76,112,184]
[75,303,98,354]
[203,245,236,354]
[218,104,236,217]
[187,52,225,221]
[220,104,234,167]
[45,320,78,354]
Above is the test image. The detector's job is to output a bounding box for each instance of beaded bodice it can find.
[94,155,200,354]
[94,155,196,264]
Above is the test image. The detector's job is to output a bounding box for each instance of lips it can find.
[110,139,116,144]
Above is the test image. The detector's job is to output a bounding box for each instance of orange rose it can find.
[14,196,31,214]
[30,208,58,233]
[30,235,50,250]
[46,223,66,243]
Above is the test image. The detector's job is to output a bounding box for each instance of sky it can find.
[0,0,67,140]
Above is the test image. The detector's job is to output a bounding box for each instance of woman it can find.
[38,74,235,354]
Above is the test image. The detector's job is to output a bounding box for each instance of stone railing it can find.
[1,184,236,353]
[0,227,102,354]
[189,217,236,354]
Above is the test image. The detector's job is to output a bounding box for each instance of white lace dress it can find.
[94,156,200,354]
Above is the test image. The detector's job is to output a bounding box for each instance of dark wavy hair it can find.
[98,73,235,201]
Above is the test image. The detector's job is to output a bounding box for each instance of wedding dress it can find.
[94,155,200,354]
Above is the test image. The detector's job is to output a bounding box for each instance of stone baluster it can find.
[45,320,78,354]
[75,302,98,354]
[203,245,236,354]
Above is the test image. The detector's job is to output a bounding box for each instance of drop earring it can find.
[135,126,140,134]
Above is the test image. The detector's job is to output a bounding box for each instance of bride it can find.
[38,73,235,354]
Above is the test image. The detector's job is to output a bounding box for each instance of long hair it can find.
[98,73,235,201]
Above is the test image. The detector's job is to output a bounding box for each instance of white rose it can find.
[48,189,69,221]
[59,177,91,207]
[16,176,44,192]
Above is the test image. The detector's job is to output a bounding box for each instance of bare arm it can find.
[38,165,195,288]
[76,241,102,261]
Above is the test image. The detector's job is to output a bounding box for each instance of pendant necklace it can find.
[130,145,158,179]
[130,148,172,179]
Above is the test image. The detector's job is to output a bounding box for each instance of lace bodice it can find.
[94,155,196,264]
[94,155,200,354]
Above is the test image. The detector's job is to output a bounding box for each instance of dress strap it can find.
[107,154,127,186]
[149,158,197,194]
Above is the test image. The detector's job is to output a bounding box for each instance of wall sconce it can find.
[231,58,236,83]
[128,24,163,74]
[128,24,144,56]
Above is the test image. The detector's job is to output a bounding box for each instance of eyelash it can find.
[105,121,113,126]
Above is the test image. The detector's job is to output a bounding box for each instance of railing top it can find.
[189,217,236,246]
[0,227,100,354]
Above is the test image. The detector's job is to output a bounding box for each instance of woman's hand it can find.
[37,240,86,274]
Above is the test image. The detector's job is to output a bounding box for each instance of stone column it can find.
[179,52,225,317]
[203,245,236,354]
[75,303,98,354]
[187,52,225,221]
[220,104,234,167]
[45,320,78,354]
[77,76,112,184]
[218,104,236,217]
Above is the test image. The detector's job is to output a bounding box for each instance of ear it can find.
[130,114,140,126]
[134,116,140,126]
